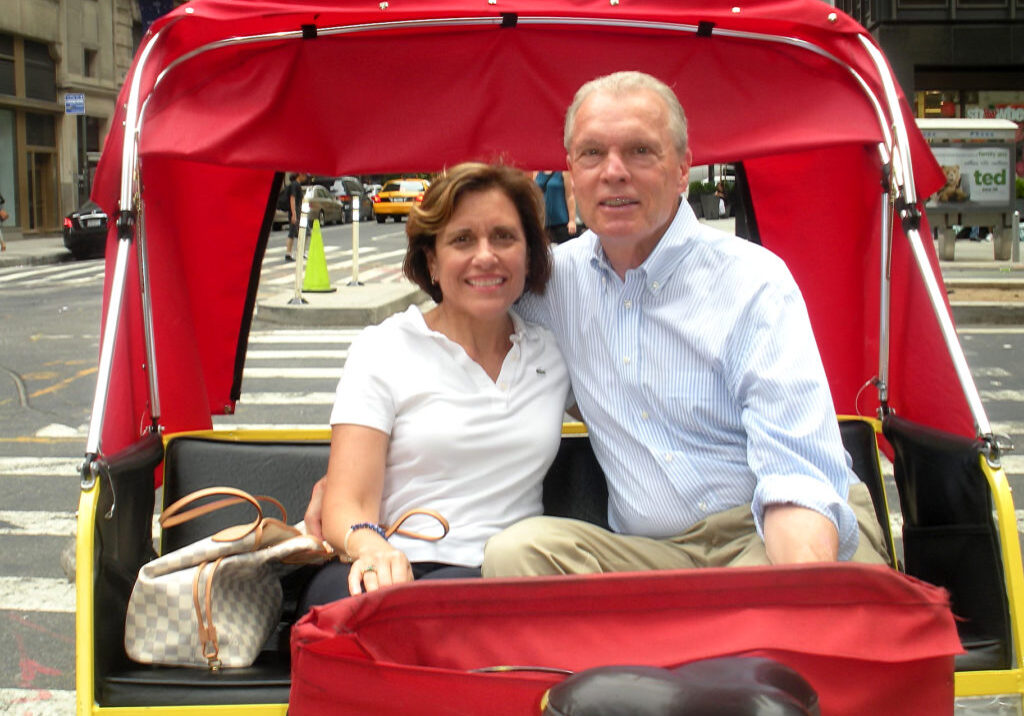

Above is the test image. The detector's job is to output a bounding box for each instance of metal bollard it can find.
[289,189,313,305]
[349,196,363,286]
[1013,210,1021,264]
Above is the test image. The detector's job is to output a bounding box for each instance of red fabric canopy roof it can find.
[92,0,957,461]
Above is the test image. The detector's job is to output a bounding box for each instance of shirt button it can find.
[641,410,649,420]
[664,453,673,462]
[622,356,631,365]
[699,501,708,512]
[498,381,508,391]
[651,281,660,292]
[624,299,633,309]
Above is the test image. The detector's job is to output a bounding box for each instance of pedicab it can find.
[73,0,1020,713]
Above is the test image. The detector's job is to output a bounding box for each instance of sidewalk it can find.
[0,235,70,269]
[3,230,1022,325]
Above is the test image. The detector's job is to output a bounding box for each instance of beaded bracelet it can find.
[343,522,388,559]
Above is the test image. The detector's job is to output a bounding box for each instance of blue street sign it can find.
[65,93,85,115]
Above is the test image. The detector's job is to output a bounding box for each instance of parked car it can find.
[272,183,346,229]
[372,178,429,222]
[62,201,108,259]
[330,176,373,222]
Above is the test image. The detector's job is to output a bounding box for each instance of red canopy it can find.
[92,0,955,459]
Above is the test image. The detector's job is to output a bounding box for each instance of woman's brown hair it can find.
[404,162,551,304]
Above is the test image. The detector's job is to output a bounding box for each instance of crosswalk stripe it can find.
[241,367,343,379]
[959,326,1024,334]
[234,391,336,405]
[0,577,74,612]
[248,331,360,343]
[0,688,76,715]
[245,349,348,360]
[0,458,81,477]
[0,511,75,536]
[981,389,1024,401]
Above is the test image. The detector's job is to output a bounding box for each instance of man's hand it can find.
[763,504,839,564]
[303,476,328,540]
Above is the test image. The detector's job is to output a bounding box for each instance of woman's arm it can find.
[322,423,414,594]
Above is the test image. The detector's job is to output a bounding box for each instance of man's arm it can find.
[763,503,839,564]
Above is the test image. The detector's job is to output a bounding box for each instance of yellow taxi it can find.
[372,177,430,222]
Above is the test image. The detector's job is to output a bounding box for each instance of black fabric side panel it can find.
[838,419,891,560]
[93,433,164,694]
[230,172,283,403]
[883,413,1010,670]
[542,435,610,529]
[732,162,759,244]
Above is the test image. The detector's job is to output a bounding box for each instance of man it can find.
[480,71,888,574]
[285,172,308,262]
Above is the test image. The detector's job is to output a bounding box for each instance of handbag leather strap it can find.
[192,556,225,670]
[159,486,287,543]
[383,508,450,542]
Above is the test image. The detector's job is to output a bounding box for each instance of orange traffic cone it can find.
[302,219,336,293]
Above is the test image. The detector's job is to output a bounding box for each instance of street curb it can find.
[952,302,1024,326]
[0,249,73,269]
[255,285,429,327]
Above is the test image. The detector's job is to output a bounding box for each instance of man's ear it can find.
[678,148,693,194]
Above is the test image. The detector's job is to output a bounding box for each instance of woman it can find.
[299,163,570,609]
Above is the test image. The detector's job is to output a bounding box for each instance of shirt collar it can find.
[586,198,698,291]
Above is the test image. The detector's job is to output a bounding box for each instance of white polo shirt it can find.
[330,306,570,566]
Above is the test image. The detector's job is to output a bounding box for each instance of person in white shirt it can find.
[299,163,569,610]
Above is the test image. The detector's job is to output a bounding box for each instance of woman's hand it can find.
[348,544,414,595]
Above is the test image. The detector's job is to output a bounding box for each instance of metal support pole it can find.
[1013,210,1021,264]
[349,196,363,287]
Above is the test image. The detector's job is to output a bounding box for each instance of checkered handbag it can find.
[124,486,333,670]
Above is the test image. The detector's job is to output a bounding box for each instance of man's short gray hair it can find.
[563,71,688,156]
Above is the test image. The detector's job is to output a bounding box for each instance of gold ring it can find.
[360,564,376,575]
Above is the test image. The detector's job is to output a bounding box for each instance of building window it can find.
[84,48,98,78]
[85,116,102,153]
[25,113,55,147]
[897,0,948,7]
[0,34,13,97]
[24,40,56,102]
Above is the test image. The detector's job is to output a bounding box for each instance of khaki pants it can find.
[482,483,889,577]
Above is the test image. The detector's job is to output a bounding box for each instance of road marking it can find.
[0,511,75,536]
[973,367,1013,377]
[959,327,1024,334]
[980,389,1024,402]
[0,688,75,715]
[249,330,360,343]
[991,421,1024,435]
[0,458,81,477]
[0,577,74,612]
[232,391,335,405]
[245,349,348,360]
[241,367,343,379]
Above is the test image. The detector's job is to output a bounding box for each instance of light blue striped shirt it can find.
[518,199,860,560]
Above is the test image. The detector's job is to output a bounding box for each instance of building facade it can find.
[837,0,1024,179]
[1,0,139,238]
